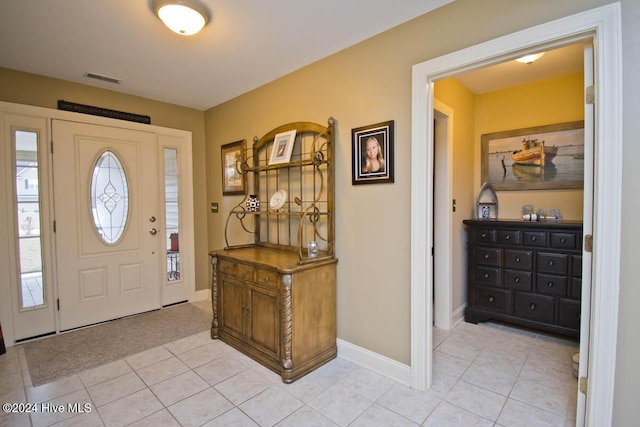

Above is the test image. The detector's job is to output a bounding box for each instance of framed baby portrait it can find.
[269,130,297,165]
[352,120,394,185]
[221,140,246,195]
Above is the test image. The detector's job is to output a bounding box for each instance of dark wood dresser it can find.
[463,219,583,337]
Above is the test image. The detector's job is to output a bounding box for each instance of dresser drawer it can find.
[218,260,236,276]
[523,231,547,247]
[218,260,255,281]
[475,287,511,314]
[499,229,521,245]
[236,264,255,281]
[514,292,554,323]
[475,247,502,267]
[558,298,581,330]
[473,228,496,244]
[536,273,568,296]
[572,255,582,278]
[537,252,568,275]
[504,269,532,291]
[551,232,578,249]
[504,250,532,270]
[256,268,279,289]
[475,267,501,286]
[571,278,582,299]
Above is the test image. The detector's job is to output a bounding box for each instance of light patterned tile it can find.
[340,366,395,401]
[509,378,569,416]
[128,409,180,427]
[350,403,417,427]
[474,347,528,376]
[194,354,251,386]
[240,387,303,427]
[462,363,517,396]
[423,401,494,427]
[30,389,93,427]
[79,360,132,388]
[177,342,225,369]
[433,350,471,379]
[135,357,189,386]
[51,410,105,427]
[1,412,31,427]
[202,408,259,427]
[150,370,209,406]
[125,346,174,371]
[97,389,163,427]
[214,369,272,405]
[276,405,338,427]
[168,387,234,427]
[26,375,84,403]
[164,334,208,356]
[307,383,372,426]
[444,380,506,421]
[0,372,24,395]
[87,372,146,407]
[496,398,566,427]
[376,383,441,425]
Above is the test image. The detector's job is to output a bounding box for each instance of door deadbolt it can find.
[149,216,156,222]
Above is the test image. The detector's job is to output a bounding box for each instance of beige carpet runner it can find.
[23,302,212,386]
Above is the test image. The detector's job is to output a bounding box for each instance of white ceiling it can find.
[0,0,453,111]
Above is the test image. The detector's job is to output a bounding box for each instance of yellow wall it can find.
[205,0,610,365]
[475,72,585,219]
[0,67,210,292]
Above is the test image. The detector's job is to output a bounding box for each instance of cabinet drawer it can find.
[572,255,582,278]
[537,252,568,275]
[504,269,532,291]
[504,250,532,270]
[536,273,568,296]
[236,264,255,281]
[475,287,511,314]
[571,278,582,299]
[473,229,496,244]
[514,292,554,323]
[256,268,279,289]
[475,247,502,267]
[218,260,236,276]
[558,298,581,330]
[523,231,547,247]
[551,232,578,249]
[475,267,501,286]
[499,229,521,245]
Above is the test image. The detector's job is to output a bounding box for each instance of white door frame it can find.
[0,101,196,346]
[410,3,622,426]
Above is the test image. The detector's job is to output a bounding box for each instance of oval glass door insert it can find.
[91,150,129,244]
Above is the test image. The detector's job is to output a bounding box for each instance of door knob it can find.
[149,216,157,222]
[149,228,158,236]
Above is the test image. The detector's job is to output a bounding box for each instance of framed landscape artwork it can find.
[221,140,246,195]
[481,121,584,191]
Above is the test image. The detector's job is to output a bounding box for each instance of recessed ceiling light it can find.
[515,52,545,64]
[152,0,209,36]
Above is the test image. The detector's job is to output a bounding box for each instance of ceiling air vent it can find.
[84,72,121,84]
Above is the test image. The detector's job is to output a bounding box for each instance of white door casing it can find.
[411,3,622,426]
[53,120,162,331]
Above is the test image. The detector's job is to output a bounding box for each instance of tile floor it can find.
[0,319,579,426]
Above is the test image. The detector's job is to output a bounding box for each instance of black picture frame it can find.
[221,140,247,195]
[352,120,394,185]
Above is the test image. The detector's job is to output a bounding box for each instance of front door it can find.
[52,120,162,331]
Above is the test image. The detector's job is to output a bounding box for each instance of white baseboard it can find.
[189,289,210,302]
[337,338,411,386]
[452,303,466,328]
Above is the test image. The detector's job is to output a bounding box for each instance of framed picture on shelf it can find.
[481,121,584,191]
[269,130,297,165]
[221,140,246,195]
[352,120,394,185]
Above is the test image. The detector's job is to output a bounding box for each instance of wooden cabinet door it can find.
[246,284,280,360]
[219,276,245,341]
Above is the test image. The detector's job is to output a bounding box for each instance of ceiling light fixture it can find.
[515,52,545,64]
[152,0,209,36]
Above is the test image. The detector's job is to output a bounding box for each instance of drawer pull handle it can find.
[530,303,537,310]
[263,277,269,282]
[548,261,554,266]
[530,236,537,241]
[484,273,490,279]
[488,296,495,303]
[483,254,490,259]
[515,257,520,263]
[505,235,511,240]
[560,238,566,243]
[547,282,554,288]
[481,232,487,238]
[514,277,520,283]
